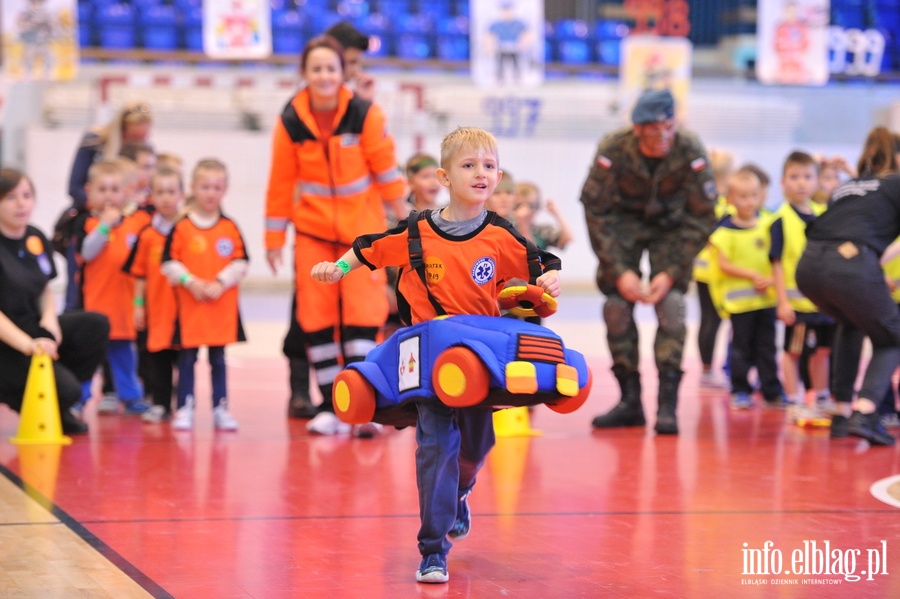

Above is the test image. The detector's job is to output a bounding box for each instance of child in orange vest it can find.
[162,159,248,431]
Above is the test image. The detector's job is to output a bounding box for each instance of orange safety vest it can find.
[264,86,406,248]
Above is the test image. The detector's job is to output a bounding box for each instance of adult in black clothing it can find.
[0,169,109,434]
[796,127,900,446]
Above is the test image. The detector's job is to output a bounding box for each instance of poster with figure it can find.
[619,35,693,124]
[470,0,544,88]
[1,0,78,81]
[756,0,830,85]
[203,0,272,59]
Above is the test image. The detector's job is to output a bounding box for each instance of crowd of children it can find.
[56,140,248,431]
[697,143,900,436]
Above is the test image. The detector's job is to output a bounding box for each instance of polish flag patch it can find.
[691,158,707,171]
[597,155,612,169]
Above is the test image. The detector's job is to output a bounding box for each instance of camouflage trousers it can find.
[602,290,686,374]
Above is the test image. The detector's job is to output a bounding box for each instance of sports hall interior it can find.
[1,1,900,597]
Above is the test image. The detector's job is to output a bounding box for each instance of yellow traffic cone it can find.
[493,406,542,437]
[9,353,72,445]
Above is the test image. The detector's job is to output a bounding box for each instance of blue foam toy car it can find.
[332,313,593,427]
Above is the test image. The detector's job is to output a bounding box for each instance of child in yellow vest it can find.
[771,151,829,407]
[709,171,783,408]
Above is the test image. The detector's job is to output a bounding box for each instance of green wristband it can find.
[335,259,351,275]
[179,273,193,286]
[97,222,111,235]
[133,297,145,307]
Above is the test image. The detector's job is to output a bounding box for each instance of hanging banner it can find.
[470,0,544,89]
[203,0,272,59]
[1,0,79,81]
[756,0,830,85]
[619,35,693,124]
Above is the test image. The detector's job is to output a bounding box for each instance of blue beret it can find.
[631,89,675,124]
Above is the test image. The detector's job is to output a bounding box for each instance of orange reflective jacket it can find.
[264,86,406,249]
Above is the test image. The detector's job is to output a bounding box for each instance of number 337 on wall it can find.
[829,27,885,77]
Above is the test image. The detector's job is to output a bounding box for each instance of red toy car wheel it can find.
[433,347,490,408]
[546,369,593,414]
[333,369,376,424]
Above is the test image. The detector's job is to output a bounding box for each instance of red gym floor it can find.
[1,292,899,598]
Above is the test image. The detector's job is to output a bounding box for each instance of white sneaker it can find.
[306,411,351,436]
[98,393,119,414]
[352,422,384,438]
[141,405,168,423]
[699,371,728,389]
[213,403,239,431]
[172,401,194,431]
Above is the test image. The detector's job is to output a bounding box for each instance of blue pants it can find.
[177,346,227,408]
[108,340,143,402]
[416,402,495,557]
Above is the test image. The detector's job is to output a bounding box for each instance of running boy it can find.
[311,127,561,584]
[162,159,247,431]
[123,167,184,422]
[75,160,149,415]
[771,151,829,406]
[709,170,783,408]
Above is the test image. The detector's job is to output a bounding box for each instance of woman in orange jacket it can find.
[264,35,408,435]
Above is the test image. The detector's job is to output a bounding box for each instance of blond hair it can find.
[94,101,153,161]
[439,127,499,169]
[87,160,125,184]
[151,166,184,191]
[192,158,228,182]
[113,156,139,186]
[515,181,541,209]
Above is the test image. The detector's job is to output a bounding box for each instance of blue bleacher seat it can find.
[272,10,309,55]
[182,6,203,51]
[595,21,627,66]
[435,15,468,61]
[375,0,412,20]
[97,3,136,50]
[355,13,392,57]
[336,0,370,20]
[141,5,179,50]
[395,13,433,59]
[78,3,94,47]
[554,19,592,65]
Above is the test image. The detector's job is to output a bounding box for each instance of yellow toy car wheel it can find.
[332,369,376,424]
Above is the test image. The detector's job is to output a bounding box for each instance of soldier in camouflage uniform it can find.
[579,89,718,435]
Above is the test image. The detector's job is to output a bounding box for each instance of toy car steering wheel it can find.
[498,283,558,318]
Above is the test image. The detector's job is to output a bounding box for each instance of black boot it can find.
[655,369,682,435]
[591,368,645,428]
[288,358,317,419]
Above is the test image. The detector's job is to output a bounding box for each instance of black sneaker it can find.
[288,395,318,419]
[447,491,471,541]
[416,553,448,584]
[60,409,88,435]
[830,414,849,438]
[847,411,896,446]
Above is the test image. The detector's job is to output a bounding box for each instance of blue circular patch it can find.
[471,257,496,285]
[216,237,234,257]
